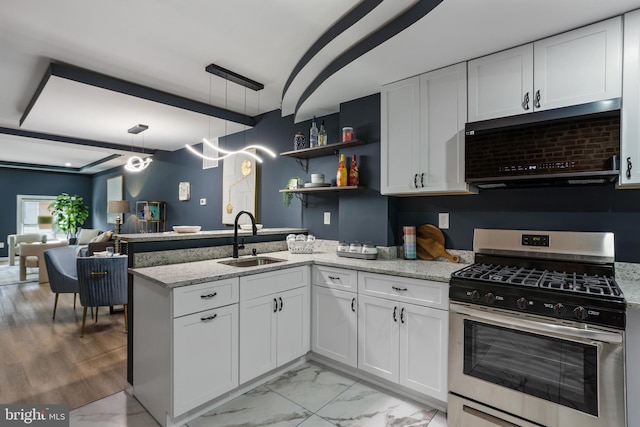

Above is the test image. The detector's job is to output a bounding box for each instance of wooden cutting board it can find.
[416,224,460,263]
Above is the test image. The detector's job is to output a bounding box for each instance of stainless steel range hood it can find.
[464,99,621,189]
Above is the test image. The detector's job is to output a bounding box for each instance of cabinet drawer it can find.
[240,266,309,301]
[312,265,357,291]
[358,272,447,310]
[173,278,239,318]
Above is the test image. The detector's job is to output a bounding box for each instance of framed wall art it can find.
[179,181,190,201]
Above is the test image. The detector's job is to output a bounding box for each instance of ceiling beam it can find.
[0,126,157,154]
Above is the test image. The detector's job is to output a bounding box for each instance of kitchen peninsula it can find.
[119,227,307,385]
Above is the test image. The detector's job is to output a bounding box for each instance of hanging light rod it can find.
[128,124,149,134]
[205,64,264,91]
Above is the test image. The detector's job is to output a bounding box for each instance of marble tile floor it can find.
[70,362,448,427]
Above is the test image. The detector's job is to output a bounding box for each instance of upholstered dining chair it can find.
[76,256,128,338]
[43,246,80,320]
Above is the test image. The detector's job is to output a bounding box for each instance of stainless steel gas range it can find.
[448,229,626,427]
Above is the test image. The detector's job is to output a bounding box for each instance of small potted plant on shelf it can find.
[48,193,90,242]
[283,177,302,207]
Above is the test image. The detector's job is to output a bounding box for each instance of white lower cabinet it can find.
[357,273,449,403]
[239,267,310,384]
[173,303,238,416]
[311,285,357,367]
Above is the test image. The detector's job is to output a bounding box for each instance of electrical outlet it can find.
[200,198,207,206]
[0,242,4,249]
[439,212,450,229]
[324,212,331,225]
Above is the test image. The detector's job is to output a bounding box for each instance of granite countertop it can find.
[117,227,307,243]
[129,245,640,311]
[129,248,467,289]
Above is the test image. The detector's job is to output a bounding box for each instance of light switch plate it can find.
[439,212,449,229]
[200,198,207,206]
[324,212,331,225]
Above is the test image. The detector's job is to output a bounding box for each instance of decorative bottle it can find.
[336,154,347,187]
[309,116,319,147]
[318,120,327,146]
[348,154,359,186]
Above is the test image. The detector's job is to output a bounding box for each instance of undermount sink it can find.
[218,256,286,268]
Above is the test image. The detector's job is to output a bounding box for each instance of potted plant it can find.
[283,177,302,207]
[48,193,90,241]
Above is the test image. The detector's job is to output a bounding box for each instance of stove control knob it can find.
[484,293,496,304]
[470,290,481,302]
[574,306,588,320]
[553,303,567,317]
[516,297,528,310]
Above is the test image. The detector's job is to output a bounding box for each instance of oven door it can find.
[448,303,626,427]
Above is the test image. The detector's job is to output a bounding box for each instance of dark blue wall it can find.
[0,168,92,257]
[4,93,640,263]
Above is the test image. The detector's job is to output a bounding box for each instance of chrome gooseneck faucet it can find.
[233,210,257,258]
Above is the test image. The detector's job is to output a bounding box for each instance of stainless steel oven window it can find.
[463,319,598,416]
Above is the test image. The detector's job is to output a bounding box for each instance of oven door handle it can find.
[450,303,623,344]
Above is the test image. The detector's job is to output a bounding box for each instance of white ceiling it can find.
[1,0,639,174]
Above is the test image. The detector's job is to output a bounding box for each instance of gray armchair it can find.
[43,246,79,320]
[76,256,128,337]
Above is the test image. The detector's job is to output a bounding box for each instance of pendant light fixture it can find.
[186,64,274,162]
[125,124,152,172]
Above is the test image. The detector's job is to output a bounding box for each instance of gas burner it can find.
[539,271,622,297]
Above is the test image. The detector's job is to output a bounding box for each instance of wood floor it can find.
[0,274,127,409]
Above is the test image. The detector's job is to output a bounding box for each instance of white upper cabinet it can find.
[621,9,640,187]
[468,44,534,122]
[381,63,475,195]
[381,76,421,194]
[468,17,622,122]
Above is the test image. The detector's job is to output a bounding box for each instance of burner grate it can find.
[453,263,623,297]
[539,271,622,297]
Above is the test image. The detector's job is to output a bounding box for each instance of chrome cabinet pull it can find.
[627,157,632,179]
[522,92,530,110]
[200,314,217,321]
[273,298,278,313]
[351,297,356,312]
[400,307,405,324]
[200,292,217,299]
[392,286,408,292]
[534,90,541,108]
[279,297,283,312]
[393,306,398,322]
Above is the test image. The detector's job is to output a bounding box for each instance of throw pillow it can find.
[77,229,101,245]
[89,231,112,243]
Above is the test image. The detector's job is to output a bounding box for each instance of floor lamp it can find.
[108,200,131,254]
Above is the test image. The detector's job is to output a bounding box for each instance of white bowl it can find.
[240,224,263,231]
[311,173,325,184]
[173,225,201,233]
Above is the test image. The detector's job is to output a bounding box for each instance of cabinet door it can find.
[357,294,399,383]
[312,286,357,367]
[468,44,534,122]
[621,9,640,187]
[398,303,448,401]
[173,304,238,416]
[419,63,474,194]
[239,294,277,384]
[381,76,421,194]
[276,286,310,366]
[534,17,621,112]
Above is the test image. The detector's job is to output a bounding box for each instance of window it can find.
[17,195,57,239]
